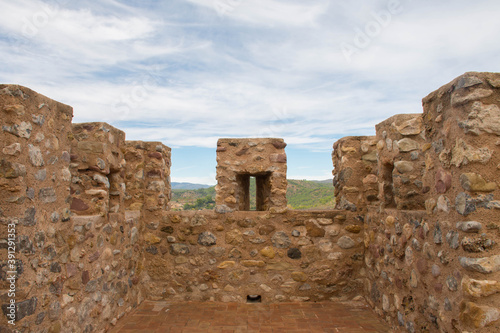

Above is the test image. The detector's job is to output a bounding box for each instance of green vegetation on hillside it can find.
[170,179,334,211]
[286,179,335,209]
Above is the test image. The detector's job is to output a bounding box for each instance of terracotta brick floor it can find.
[109,300,392,333]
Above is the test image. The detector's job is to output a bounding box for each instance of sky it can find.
[1,0,499,185]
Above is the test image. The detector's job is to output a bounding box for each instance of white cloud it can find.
[186,0,328,27]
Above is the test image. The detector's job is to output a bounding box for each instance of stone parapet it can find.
[142,210,365,303]
[332,136,378,213]
[215,138,287,212]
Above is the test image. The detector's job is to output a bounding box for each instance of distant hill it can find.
[171,182,212,190]
[170,179,335,211]
[311,179,333,185]
[286,179,335,210]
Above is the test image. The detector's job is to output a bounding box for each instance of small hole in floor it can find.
[246,295,262,303]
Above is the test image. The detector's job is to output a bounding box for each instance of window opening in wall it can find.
[381,161,396,208]
[236,172,272,211]
[246,295,262,303]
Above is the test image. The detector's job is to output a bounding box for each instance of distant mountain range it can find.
[171,182,212,190]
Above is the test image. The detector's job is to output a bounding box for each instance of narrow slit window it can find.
[236,172,272,211]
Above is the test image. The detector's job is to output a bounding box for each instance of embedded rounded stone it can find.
[345,225,362,233]
[260,246,276,259]
[226,229,243,245]
[198,232,217,246]
[462,236,494,253]
[27,145,44,168]
[93,174,110,188]
[291,271,308,282]
[459,101,500,135]
[265,262,292,271]
[435,168,452,193]
[272,140,287,149]
[396,117,423,136]
[258,225,276,235]
[460,255,500,274]
[144,233,161,245]
[382,294,390,312]
[161,226,174,234]
[455,192,476,216]
[460,302,500,328]
[394,161,414,174]
[337,236,355,249]
[317,218,333,225]
[3,143,21,156]
[291,230,300,237]
[436,195,450,213]
[462,276,500,297]
[39,187,56,203]
[456,75,484,89]
[271,232,291,249]
[385,216,395,227]
[269,153,286,163]
[237,218,255,228]
[410,270,418,288]
[228,248,242,258]
[146,246,158,255]
[456,221,482,233]
[460,173,496,192]
[287,248,302,259]
[425,199,436,214]
[446,276,458,291]
[446,231,459,249]
[405,246,414,266]
[130,227,138,244]
[433,222,442,244]
[397,138,419,152]
[217,261,235,269]
[169,243,190,256]
[241,260,265,267]
[71,198,89,212]
[208,247,226,257]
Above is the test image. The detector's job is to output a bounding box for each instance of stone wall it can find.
[333,72,500,332]
[332,135,378,214]
[142,210,365,304]
[215,138,287,213]
[0,86,167,333]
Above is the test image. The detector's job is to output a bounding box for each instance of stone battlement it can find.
[1,72,500,332]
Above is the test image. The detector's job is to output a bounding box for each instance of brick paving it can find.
[109,300,392,332]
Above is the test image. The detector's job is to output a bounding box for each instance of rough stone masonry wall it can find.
[0,85,76,333]
[332,135,378,214]
[215,138,287,213]
[141,210,365,304]
[335,72,500,333]
[0,86,168,333]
